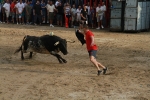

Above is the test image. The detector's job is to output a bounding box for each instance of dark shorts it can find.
[57,14,62,21]
[88,50,97,58]
[49,12,54,20]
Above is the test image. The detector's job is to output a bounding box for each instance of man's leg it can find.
[34,14,37,25]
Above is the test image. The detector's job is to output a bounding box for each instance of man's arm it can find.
[90,36,95,46]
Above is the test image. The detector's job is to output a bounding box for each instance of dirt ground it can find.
[0,24,150,100]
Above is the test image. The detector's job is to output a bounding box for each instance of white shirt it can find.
[76,8,82,16]
[86,6,90,15]
[3,3,10,12]
[71,8,76,16]
[0,3,2,12]
[46,4,55,12]
[101,5,106,12]
[55,1,61,7]
[16,3,24,13]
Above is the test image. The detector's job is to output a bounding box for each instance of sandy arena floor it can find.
[0,24,150,100]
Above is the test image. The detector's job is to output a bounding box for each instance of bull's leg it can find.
[56,54,67,63]
[29,52,33,59]
[21,50,24,60]
[50,52,66,63]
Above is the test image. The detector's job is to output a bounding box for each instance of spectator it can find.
[2,1,6,23]
[33,0,42,25]
[16,0,25,24]
[76,5,82,26]
[96,3,101,29]
[80,5,88,29]
[101,2,106,28]
[3,0,10,24]
[22,0,28,24]
[55,0,61,7]
[0,3,2,23]
[41,0,46,23]
[64,2,71,28]
[15,0,19,24]
[46,1,56,27]
[56,2,63,26]
[90,6,95,28]
[10,0,16,24]
[86,2,90,26]
[71,4,76,27]
[25,0,32,24]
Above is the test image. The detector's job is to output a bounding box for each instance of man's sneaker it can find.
[51,24,54,27]
[103,67,108,75]
[96,27,100,29]
[97,70,102,76]
[101,25,104,29]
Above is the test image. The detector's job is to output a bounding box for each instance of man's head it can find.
[83,24,89,33]
[49,1,52,5]
[83,5,86,10]
[98,3,100,7]
[36,0,40,4]
[87,2,90,6]
[72,4,75,8]
[78,5,81,9]
[102,2,105,6]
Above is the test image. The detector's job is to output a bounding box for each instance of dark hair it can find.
[83,24,89,29]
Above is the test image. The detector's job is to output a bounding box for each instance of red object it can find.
[65,15,68,28]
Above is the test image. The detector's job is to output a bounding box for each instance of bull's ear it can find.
[54,41,59,46]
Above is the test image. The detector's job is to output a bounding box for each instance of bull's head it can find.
[54,39,68,55]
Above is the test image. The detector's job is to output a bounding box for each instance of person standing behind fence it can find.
[16,0,24,24]
[71,4,76,28]
[10,0,16,24]
[90,6,95,28]
[33,0,42,25]
[86,2,90,26]
[15,0,18,24]
[41,0,46,23]
[64,2,71,28]
[76,5,82,26]
[96,3,101,29]
[46,1,56,27]
[56,2,63,27]
[25,0,32,25]
[3,0,10,24]
[101,2,106,28]
[0,3,2,23]
[80,5,88,29]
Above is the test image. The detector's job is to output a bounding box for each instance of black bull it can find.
[14,35,75,63]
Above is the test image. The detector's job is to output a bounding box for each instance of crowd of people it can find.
[0,0,106,29]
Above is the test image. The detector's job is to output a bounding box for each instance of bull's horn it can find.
[66,40,75,43]
[54,41,59,46]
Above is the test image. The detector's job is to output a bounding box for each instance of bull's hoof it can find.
[21,57,24,60]
[59,61,63,64]
[62,60,67,63]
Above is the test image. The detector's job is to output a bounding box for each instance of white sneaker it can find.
[51,24,54,27]
[96,27,100,29]
[17,22,18,25]
[101,25,104,29]
[50,24,52,27]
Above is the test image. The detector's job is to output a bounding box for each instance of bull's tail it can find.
[14,35,27,54]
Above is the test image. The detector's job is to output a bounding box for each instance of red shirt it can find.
[10,2,16,12]
[85,30,98,51]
